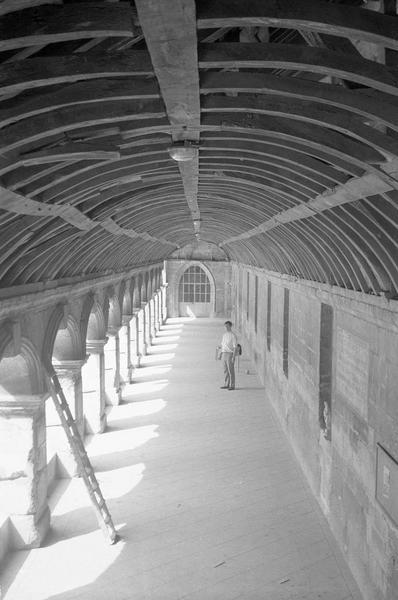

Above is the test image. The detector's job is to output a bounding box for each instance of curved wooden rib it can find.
[201,94,398,159]
[200,72,398,133]
[197,0,398,51]
[0,52,153,96]
[0,3,134,52]
[198,44,398,97]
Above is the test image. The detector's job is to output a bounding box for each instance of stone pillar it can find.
[0,398,50,549]
[148,300,153,345]
[119,317,133,385]
[133,312,141,370]
[104,328,122,406]
[161,285,168,323]
[83,340,107,434]
[141,304,148,356]
[47,359,86,477]
[153,292,158,333]
[155,291,161,331]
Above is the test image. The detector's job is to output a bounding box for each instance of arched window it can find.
[179,265,211,303]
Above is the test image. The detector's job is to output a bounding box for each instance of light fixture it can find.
[168,140,199,162]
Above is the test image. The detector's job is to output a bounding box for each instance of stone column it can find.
[47,359,86,477]
[148,299,153,345]
[141,304,148,356]
[133,312,141,369]
[104,328,122,406]
[161,285,167,323]
[155,291,161,331]
[153,292,158,333]
[83,340,107,434]
[119,317,133,386]
[0,398,50,549]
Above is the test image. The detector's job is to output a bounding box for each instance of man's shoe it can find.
[228,387,235,390]
[220,386,229,389]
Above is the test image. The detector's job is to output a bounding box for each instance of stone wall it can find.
[166,260,232,318]
[231,262,398,600]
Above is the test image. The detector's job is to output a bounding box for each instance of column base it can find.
[10,505,50,550]
[84,412,107,435]
[105,387,122,406]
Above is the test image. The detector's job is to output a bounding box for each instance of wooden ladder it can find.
[46,369,118,545]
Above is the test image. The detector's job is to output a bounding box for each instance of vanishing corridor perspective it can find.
[1,318,363,600]
[0,2,397,600]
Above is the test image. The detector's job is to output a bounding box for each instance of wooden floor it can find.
[0,318,362,600]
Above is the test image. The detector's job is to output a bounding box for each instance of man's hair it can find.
[224,320,232,326]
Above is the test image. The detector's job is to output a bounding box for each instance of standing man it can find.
[219,320,238,390]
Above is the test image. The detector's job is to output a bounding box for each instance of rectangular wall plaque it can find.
[376,444,398,526]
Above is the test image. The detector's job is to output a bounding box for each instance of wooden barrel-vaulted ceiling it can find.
[0,0,397,296]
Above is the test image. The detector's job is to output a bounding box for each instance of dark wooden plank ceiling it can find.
[0,0,397,297]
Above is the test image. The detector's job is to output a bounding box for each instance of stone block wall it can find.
[166,260,232,318]
[231,262,398,600]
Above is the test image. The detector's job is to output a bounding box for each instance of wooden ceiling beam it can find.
[199,159,323,196]
[0,185,177,247]
[197,0,398,51]
[220,173,394,245]
[198,43,398,97]
[200,72,398,133]
[135,0,201,231]
[0,1,62,17]
[199,130,363,177]
[199,143,347,186]
[200,114,384,166]
[0,99,167,156]
[0,51,153,97]
[0,79,160,129]
[201,95,398,159]
[0,3,134,52]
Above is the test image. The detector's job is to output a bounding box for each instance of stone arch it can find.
[141,273,148,303]
[132,277,141,309]
[42,304,83,368]
[118,280,126,310]
[52,316,82,365]
[107,287,122,331]
[151,270,157,294]
[122,279,133,316]
[0,327,44,398]
[172,261,216,317]
[86,301,107,342]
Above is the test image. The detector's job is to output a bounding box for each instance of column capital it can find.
[122,314,133,326]
[107,325,121,336]
[0,396,45,416]
[53,358,87,378]
[86,339,107,353]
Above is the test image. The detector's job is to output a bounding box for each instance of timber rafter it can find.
[0,0,396,296]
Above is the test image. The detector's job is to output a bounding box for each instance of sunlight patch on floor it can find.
[86,424,159,457]
[4,529,125,600]
[123,380,169,397]
[143,352,175,364]
[115,398,167,417]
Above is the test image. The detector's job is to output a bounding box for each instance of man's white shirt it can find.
[221,331,237,353]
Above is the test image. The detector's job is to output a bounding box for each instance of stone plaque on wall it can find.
[336,328,369,418]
